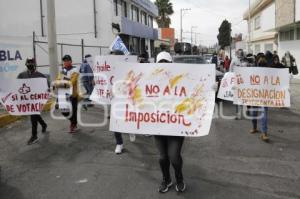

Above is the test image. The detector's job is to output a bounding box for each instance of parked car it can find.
[203,54,213,64]
[173,55,207,64]
[174,42,192,55]
[173,55,224,81]
[173,55,224,99]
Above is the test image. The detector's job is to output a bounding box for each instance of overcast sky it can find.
[153,0,249,46]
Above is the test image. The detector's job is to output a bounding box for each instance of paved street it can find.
[0,97,300,199]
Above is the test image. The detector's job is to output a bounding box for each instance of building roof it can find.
[131,0,158,17]
[243,0,274,20]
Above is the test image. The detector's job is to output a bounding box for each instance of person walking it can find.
[17,58,48,145]
[230,49,249,120]
[212,53,218,68]
[109,50,136,154]
[223,56,231,72]
[282,51,298,75]
[54,55,80,134]
[249,54,269,142]
[154,51,186,193]
[80,54,95,110]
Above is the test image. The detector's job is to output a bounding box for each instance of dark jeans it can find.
[154,136,184,183]
[62,97,78,125]
[114,132,123,145]
[83,81,94,100]
[31,115,47,138]
[250,106,268,133]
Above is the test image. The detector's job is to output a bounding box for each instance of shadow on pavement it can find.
[0,183,24,199]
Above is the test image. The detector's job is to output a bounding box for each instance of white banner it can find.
[90,55,137,104]
[234,67,290,107]
[217,72,235,101]
[0,78,50,115]
[109,63,216,137]
[57,88,72,112]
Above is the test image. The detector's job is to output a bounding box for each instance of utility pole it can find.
[191,26,197,44]
[248,0,251,53]
[180,8,191,42]
[47,0,59,82]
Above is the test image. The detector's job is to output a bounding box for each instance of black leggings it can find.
[62,97,78,125]
[154,136,184,182]
[31,115,47,138]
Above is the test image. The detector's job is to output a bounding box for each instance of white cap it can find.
[156,51,172,63]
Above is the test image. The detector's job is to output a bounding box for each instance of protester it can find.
[223,56,231,72]
[271,54,285,68]
[153,51,186,193]
[80,54,95,110]
[246,54,256,67]
[17,58,48,145]
[212,53,218,68]
[54,55,80,134]
[249,54,269,142]
[138,53,150,63]
[109,50,136,154]
[282,51,298,75]
[265,51,273,67]
[230,49,249,119]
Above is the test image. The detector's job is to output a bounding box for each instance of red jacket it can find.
[224,59,231,70]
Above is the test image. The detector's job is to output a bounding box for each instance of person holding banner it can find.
[230,49,249,120]
[249,55,270,142]
[154,52,186,193]
[271,55,285,68]
[54,55,80,134]
[17,58,48,145]
[109,50,136,154]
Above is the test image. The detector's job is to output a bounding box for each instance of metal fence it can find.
[32,32,109,68]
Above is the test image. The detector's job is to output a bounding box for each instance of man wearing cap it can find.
[54,55,80,133]
[17,58,48,145]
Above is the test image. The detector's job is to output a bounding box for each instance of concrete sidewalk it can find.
[291,78,300,114]
[0,103,299,199]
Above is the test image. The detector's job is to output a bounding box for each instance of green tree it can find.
[217,20,232,49]
[155,0,174,28]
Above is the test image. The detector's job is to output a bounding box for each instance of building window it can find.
[297,28,300,40]
[290,29,295,40]
[148,16,153,28]
[254,16,261,30]
[114,0,118,16]
[255,44,261,54]
[140,11,147,25]
[131,5,139,22]
[280,29,295,41]
[264,44,273,52]
[121,0,127,18]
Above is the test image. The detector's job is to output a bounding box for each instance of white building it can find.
[244,0,277,55]
[0,0,158,78]
[276,0,300,67]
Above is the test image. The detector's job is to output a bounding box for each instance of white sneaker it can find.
[129,134,136,142]
[115,144,123,154]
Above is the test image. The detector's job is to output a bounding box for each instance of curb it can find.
[0,99,55,128]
